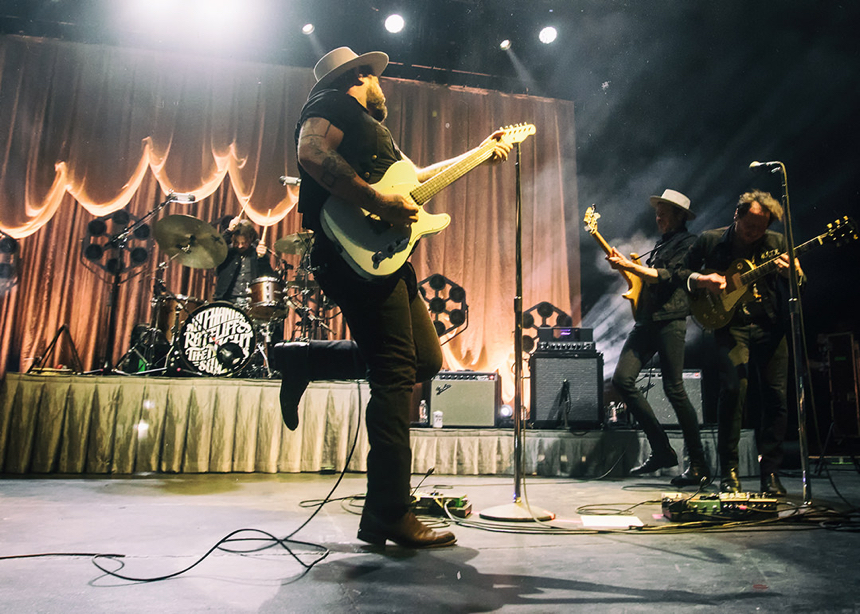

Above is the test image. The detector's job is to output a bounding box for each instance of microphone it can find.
[279,176,301,186]
[168,192,197,203]
[749,160,781,169]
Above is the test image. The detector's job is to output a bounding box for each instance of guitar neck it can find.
[409,140,498,205]
[589,230,614,257]
[739,235,820,284]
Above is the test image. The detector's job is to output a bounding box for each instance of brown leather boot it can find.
[358,509,456,548]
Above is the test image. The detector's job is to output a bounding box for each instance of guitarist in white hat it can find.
[294,47,511,548]
[607,189,709,487]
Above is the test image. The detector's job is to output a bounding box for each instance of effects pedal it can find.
[662,491,779,522]
[411,491,472,518]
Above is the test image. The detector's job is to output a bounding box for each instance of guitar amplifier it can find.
[639,369,705,426]
[428,371,501,427]
[535,326,596,353]
[530,351,604,428]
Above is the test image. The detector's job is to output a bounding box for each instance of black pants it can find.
[312,243,442,520]
[612,318,704,462]
[714,319,788,475]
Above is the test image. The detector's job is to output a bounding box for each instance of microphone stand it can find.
[773,163,813,504]
[88,193,192,374]
[480,142,554,522]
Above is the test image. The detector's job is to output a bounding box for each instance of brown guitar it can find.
[690,216,857,329]
[583,205,643,318]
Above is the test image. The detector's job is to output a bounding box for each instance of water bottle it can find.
[418,399,429,425]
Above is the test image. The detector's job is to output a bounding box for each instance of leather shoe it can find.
[670,463,712,488]
[720,467,742,493]
[629,449,679,477]
[761,473,787,497]
[358,510,456,548]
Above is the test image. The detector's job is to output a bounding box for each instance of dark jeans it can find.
[612,318,704,462]
[714,319,788,475]
[312,243,442,520]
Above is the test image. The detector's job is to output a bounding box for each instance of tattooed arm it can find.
[297,117,418,226]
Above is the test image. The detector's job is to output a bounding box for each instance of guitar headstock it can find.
[823,216,858,246]
[583,205,600,235]
[499,123,536,145]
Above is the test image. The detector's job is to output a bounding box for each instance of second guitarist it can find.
[607,189,709,487]
[294,47,511,549]
[680,189,804,497]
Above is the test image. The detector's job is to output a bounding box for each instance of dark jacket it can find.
[637,228,697,323]
[213,247,274,301]
[680,225,802,326]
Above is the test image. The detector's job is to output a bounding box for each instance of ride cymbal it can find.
[153,215,228,269]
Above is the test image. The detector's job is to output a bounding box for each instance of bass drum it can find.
[177,302,255,376]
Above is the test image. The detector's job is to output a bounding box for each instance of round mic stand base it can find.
[479,500,555,522]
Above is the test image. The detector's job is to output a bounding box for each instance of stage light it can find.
[419,273,469,341]
[84,243,104,262]
[539,26,557,44]
[81,210,153,274]
[302,23,314,35]
[0,232,20,295]
[0,236,18,254]
[87,219,107,237]
[499,40,511,51]
[522,301,572,353]
[385,14,405,33]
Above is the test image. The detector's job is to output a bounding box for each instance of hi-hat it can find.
[274,231,314,255]
[153,215,227,269]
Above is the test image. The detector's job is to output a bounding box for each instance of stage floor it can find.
[1,469,859,613]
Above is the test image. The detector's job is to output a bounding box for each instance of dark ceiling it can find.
[3,0,860,343]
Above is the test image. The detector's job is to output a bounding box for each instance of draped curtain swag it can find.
[0,36,580,402]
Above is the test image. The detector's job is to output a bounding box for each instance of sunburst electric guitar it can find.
[691,216,857,329]
[320,123,536,279]
[583,205,643,319]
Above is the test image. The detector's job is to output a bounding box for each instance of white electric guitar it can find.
[320,123,536,279]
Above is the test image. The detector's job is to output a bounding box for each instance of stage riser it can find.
[0,374,759,477]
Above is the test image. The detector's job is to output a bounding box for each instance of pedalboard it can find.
[662,491,779,522]
[411,491,472,518]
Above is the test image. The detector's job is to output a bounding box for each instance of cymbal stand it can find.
[288,248,333,341]
[248,319,277,378]
[89,193,193,375]
[115,254,197,376]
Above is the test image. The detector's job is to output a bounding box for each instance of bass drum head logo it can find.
[178,302,255,376]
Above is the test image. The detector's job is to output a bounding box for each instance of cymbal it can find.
[153,215,228,269]
[274,231,314,255]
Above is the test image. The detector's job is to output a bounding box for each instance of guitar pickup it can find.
[372,237,410,267]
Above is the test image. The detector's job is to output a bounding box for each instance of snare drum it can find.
[177,302,255,376]
[154,295,204,344]
[248,276,286,320]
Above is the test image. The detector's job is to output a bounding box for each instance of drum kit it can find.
[118,214,333,378]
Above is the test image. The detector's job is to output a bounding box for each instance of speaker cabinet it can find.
[638,369,705,426]
[428,371,501,427]
[530,352,603,428]
[827,333,860,438]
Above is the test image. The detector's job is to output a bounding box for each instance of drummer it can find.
[213,218,276,307]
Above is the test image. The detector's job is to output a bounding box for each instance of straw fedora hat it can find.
[649,188,696,220]
[310,47,389,96]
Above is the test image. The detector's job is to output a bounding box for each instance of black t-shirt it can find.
[294,89,402,232]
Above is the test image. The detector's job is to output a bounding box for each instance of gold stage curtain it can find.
[0,36,580,402]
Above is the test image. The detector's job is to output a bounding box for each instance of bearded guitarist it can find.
[604,189,708,487]
[681,189,804,497]
[294,47,511,549]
